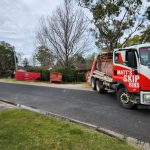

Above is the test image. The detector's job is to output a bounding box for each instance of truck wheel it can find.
[96,80,107,94]
[117,88,135,109]
[91,78,96,90]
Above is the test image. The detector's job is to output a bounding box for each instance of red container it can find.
[50,72,62,83]
[15,71,40,81]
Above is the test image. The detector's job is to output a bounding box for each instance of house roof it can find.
[74,63,91,71]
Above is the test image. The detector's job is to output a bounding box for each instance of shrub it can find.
[57,67,86,83]
[76,72,86,82]
[57,67,76,83]
[40,70,50,81]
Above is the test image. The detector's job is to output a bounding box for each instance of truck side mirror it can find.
[128,52,137,68]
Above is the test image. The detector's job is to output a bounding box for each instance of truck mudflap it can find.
[140,91,150,105]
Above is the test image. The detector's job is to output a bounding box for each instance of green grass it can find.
[0,109,137,150]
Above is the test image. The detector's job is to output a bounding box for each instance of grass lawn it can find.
[0,109,137,150]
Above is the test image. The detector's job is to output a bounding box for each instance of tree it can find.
[34,46,54,66]
[72,53,86,65]
[141,6,150,43]
[124,35,142,47]
[17,52,24,66]
[31,53,37,66]
[85,52,95,67]
[141,26,150,42]
[36,0,89,67]
[23,58,29,68]
[78,0,145,51]
[0,41,17,76]
[145,3,150,21]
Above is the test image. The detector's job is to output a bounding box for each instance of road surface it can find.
[0,82,150,142]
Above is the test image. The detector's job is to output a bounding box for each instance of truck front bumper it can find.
[140,91,150,105]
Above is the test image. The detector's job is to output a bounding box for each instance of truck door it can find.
[113,49,140,93]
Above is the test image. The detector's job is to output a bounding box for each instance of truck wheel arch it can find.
[116,83,126,93]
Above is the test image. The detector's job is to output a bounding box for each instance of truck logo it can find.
[117,70,140,88]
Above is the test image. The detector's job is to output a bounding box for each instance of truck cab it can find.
[90,44,150,109]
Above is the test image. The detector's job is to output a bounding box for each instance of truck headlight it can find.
[143,94,150,103]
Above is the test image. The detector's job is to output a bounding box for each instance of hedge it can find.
[57,67,86,83]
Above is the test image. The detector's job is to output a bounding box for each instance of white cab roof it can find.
[114,43,150,52]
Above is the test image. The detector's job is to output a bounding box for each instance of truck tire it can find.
[117,88,135,109]
[91,78,96,90]
[96,80,107,94]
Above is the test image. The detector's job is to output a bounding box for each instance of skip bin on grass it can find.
[15,71,40,81]
[50,72,62,83]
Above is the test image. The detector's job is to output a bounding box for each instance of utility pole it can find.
[13,50,17,71]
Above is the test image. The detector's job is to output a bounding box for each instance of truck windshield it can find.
[139,47,150,66]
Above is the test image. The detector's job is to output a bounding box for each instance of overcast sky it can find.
[0,0,149,60]
[0,0,64,58]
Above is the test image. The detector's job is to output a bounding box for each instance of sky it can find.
[0,0,64,59]
[0,0,149,62]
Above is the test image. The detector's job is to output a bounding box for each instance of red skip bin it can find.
[15,71,40,81]
[50,72,62,83]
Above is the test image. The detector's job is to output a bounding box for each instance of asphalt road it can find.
[0,82,150,143]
